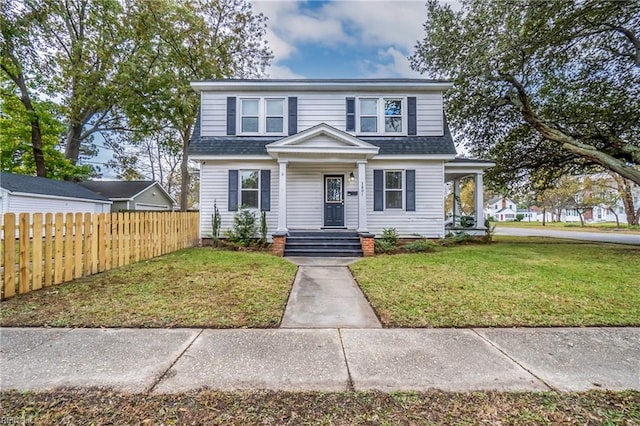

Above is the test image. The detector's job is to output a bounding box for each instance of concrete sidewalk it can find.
[1,327,638,393]
[281,257,381,328]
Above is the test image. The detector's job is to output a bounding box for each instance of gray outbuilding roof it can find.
[0,172,110,202]
[78,181,158,199]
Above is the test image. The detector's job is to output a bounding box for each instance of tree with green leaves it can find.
[411,0,640,192]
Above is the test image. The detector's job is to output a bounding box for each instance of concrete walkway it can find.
[281,257,381,328]
[1,327,638,393]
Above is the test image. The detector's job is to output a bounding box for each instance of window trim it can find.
[384,169,404,210]
[356,96,406,135]
[238,97,287,135]
[239,169,260,209]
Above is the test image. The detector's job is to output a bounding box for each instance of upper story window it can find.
[239,98,285,134]
[357,97,404,134]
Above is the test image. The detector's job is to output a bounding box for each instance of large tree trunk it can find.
[612,175,639,226]
[64,122,84,166]
[3,64,46,177]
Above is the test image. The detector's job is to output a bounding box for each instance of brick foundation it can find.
[359,234,375,257]
[272,235,286,256]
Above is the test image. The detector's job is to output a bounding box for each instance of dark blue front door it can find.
[324,175,344,227]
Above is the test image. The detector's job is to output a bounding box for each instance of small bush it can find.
[404,239,438,253]
[374,239,396,254]
[381,228,399,246]
[260,211,268,243]
[440,232,476,246]
[225,209,258,246]
[516,213,525,222]
[211,200,221,242]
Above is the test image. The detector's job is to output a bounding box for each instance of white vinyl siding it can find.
[200,92,227,135]
[198,91,445,136]
[367,160,445,237]
[297,95,345,131]
[416,93,444,136]
[286,164,358,230]
[198,160,279,239]
[2,193,110,215]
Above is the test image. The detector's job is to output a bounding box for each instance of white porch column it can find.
[277,160,288,232]
[452,178,461,224]
[474,172,485,229]
[357,160,368,233]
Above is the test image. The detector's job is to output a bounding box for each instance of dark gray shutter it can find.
[226,97,236,135]
[288,97,297,135]
[407,97,417,135]
[228,170,238,211]
[373,169,384,211]
[260,169,271,211]
[346,97,356,131]
[406,169,416,211]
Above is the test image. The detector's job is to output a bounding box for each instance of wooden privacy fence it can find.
[1,211,200,300]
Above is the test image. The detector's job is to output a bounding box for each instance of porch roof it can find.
[444,158,495,181]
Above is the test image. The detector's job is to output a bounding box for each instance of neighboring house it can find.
[0,172,111,215]
[79,181,177,212]
[188,79,494,241]
[484,197,518,222]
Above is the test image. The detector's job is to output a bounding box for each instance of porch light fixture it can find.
[349,171,356,182]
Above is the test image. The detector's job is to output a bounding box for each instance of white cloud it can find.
[360,47,422,78]
[266,64,306,79]
[250,0,441,78]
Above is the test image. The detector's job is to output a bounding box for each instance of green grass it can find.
[496,221,640,233]
[0,248,297,328]
[1,390,638,425]
[350,236,640,327]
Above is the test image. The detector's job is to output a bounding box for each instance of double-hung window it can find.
[240,98,285,134]
[358,97,404,134]
[240,170,259,209]
[384,170,403,209]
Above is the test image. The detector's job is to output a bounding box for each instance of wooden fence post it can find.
[44,213,53,287]
[32,213,43,291]
[83,213,92,276]
[18,213,30,294]
[64,213,74,282]
[54,213,64,285]
[74,212,83,279]
[3,213,16,299]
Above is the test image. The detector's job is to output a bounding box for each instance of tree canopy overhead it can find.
[411,0,640,191]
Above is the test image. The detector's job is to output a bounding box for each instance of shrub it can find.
[404,239,438,253]
[211,200,221,242]
[225,209,258,246]
[440,232,475,246]
[374,239,396,254]
[260,210,268,243]
[482,218,496,243]
[516,213,525,222]
[381,228,399,246]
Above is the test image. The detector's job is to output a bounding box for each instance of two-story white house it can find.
[189,79,493,255]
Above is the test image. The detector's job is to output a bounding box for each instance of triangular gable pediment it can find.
[266,123,379,155]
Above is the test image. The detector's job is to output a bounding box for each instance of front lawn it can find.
[2,389,638,425]
[351,236,640,327]
[0,248,297,328]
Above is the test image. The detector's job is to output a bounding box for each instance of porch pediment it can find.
[266,123,379,159]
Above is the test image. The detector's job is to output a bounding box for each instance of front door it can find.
[324,175,345,227]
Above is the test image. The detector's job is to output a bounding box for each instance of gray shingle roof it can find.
[0,173,110,202]
[78,181,156,199]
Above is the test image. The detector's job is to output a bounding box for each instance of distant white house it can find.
[0,172,112,216]
[484,197,518,221]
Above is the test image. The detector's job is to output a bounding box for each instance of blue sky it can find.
[250,0,440,79]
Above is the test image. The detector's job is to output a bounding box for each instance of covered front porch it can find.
[444,158,496,235]
[266,123,379,234]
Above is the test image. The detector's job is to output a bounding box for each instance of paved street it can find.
[496,226,640,245]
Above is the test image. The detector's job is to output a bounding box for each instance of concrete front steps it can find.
[284,230,363,257]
